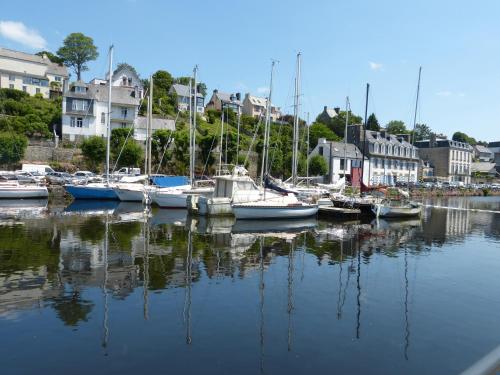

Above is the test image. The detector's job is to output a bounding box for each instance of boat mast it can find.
[147,74,153,179]
[408,66,422,185]
[360,83,369,188]
[105,46,113,184]
[190,65,198,188]
[218,109,224,175]
[306,112,310,186]
[343,97,350,181]
[260,60,276,186]
[292,52,301,187]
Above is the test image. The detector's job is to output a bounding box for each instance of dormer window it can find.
[122,77,127,86]
[128,78,132,86]
[74,86,86,93]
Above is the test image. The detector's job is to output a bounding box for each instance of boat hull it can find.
[114,188,145,201]
[232,204,318,220]
[0,186,48,199]
[152,191,188,208]
[65,185,118,200]
[373,203,422,218]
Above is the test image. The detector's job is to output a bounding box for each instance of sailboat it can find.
[232,57,318,220]
[0,180,48,199]
[372,67,423,218]
[151,66,214,208]
[65,46,118,200]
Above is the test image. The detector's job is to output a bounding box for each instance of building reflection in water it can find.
[0,197,499,370]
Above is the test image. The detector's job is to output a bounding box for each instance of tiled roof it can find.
[64,83,140,106]
[170,83,204,98]
[0,47,68,77]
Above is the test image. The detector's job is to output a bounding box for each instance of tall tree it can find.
[452,131,476,145]
[57,33,99,80]
[366,113,380,131]
[81,136,106,172]
[309,122,340,148]
[386,120,408,134]
[0,132,28,166]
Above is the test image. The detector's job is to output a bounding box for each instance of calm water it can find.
[1,197,499,374]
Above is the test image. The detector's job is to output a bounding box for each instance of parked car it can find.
[73,171,99,182]
[45,172,74,185]
[14,170,45,183]
[21,163,55,176]
[113,167,141,176]
[491,183,500,190]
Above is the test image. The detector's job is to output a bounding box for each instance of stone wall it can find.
[22,144,82,168]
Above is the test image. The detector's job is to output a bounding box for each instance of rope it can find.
[243,116,263,166]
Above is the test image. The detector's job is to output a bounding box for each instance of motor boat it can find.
[0,181,48,199]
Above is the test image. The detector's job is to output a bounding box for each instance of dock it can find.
[318,205,361,219]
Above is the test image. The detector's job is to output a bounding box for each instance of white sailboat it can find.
[0,181,48,199]
[232,57,318,220]
[151,66,214,208]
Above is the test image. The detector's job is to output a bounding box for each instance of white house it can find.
[309,138,367,184]
[62,80,141,142]
[0,47,68,98]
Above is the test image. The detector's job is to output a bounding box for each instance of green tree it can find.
[35,51,64,65]
[118,140,143,168]
[386,120,408,134]
[413,123,432,141]
[309,155,328,176]
[57,33,99,80]
[151,129,173,171]
[366,113,380,131]
[309,122,340,149]
[0,132,28,166]
[329,111,363,138]
[81,136,106,171]
[452,131,476,145]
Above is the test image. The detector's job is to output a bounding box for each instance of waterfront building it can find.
[0,47,68,98]
[488,141,500,173]
[346,124,419,185]
[316,106,340,124]
[241,93,281,121]
[473,144,493,162]
[470,162,498,183]
[415,135,473,184]
[205,89,242,114]
[169,83,204,114]
[309,138,366,184]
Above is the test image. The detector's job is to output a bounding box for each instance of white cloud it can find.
[257,86,269,94]
[0,21,46,49]
[436,91,452,97]
[369,61,383,71]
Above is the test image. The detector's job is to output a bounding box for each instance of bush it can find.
[0,131,28,166]
[81,136,106,172]
[309,155,328,176]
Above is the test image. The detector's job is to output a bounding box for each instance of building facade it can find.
[242,93,281,121]
[347,125,419,185]
[488,141,500,173]
[415,136,473,184]
[61,80,140,142]
[309,138,365,183]
[0,48,68,98]
[205,90,242,114]
[169,83,204,114]
[473,144,493,162]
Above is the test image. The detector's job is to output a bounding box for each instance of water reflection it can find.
[0,197,499,374]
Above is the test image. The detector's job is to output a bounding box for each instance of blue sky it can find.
[1,0,499,141]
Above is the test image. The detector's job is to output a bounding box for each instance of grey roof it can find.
[471,162,497,174]
[323,141,363,159]
[488,141,500,148]
[214,91,242,106]
[0,47,68,77]
[415,139,473,150]
[170,84,204,98]
[366,130,416,149]
[474,144,493,154]
[323,107,338,118]
[135,116,175,131]
[64,83,140,106]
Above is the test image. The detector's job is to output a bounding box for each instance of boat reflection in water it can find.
[0,197,499,374]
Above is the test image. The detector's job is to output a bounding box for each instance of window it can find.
[74,86,86,93]
[101,112,106,124]
[318,147,323,156]
[55,76,62,82]
[122,77,127,86]
[9,75,15,81]
[9,84,14,89]
[70,117,76,127]
[36,88,40,94]
[340,159,345,170]
[77,118,83,128]
[121,107,128,118]
[72,100,87,111]
[128,78,132,86]
[22,86,27,92]
[120,122,127,128]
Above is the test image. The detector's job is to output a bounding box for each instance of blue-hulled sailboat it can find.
[65,45,118,200]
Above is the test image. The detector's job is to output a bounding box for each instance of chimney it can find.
[430,133,436,147]
[334,107,340,115]
[323,105,327,112]
[236,92,241,101]
[213,89,218,94]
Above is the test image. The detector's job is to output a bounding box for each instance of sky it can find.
[1,0,499,142]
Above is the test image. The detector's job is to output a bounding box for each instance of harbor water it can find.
[0,196,499,374]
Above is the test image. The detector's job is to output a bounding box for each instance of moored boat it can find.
[232,194,318,220]
[372,200,422,218]
[65,183,118,200]
[0,182,48,199]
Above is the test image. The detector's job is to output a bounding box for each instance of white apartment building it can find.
[0,47,68,98]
